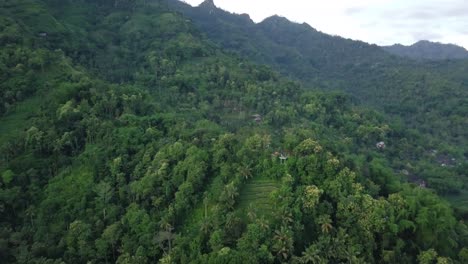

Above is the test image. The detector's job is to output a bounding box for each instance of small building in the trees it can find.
[419,180,427,188]
[279,154,288,163]
[252,114,262,123]
[376,141,386,149]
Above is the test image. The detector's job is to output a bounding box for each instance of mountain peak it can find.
[199,0,216,8]
[262,15,291,24]
[414,40,433,45]
[412,40,444,47]
[383,40,468,60]
[413,40,467,50]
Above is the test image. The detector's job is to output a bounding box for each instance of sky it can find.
[181,0,468,49]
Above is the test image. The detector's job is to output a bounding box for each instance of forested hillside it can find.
[1,0,467,263]
[171,0,468,205]
[170,0,468,143]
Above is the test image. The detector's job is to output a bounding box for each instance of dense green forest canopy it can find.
[0,0,467,263]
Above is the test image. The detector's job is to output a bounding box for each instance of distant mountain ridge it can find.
[169,0,392,88]
[383,40,468,60]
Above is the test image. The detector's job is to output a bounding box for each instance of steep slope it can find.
[169,0,392,86]
[169,1,468,142]
[384,40,468,60]
[169,0,468,191]
[1,0,468,263]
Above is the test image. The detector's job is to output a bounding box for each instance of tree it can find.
[301,244,326,264]
[154,225,175,255]
[272,227,293,262]
[302,185,322,212]
[1,170,14,186]
[96,222,122,263]
[220,182,239,210]
[417,249,437,264]
[65,220,94,262]
[209,230,224,252]
[94,181,113,219]
[238,163,252,180]
[317,215,333,234]
[459,248,468,263]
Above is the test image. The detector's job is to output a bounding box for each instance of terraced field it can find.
[238,177,279,216]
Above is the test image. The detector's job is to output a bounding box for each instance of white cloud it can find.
[181,0,468,49]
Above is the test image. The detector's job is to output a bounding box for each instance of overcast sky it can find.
[181,0,468,49]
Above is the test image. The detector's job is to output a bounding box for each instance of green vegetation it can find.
[238,176,279,216]
[383,40,468,60]
[173,0,468,146]
[173,0,468,205]
[0,0,467,263]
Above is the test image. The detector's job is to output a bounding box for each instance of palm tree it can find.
[154,224,175,254]
[276,210,294,226]
[24,205,36,228]
[256,217,270,231]
[318,215,333,234]
[225,182,238,200]
[199,219,211,235]
[247,204,257,221]
[238,163,252,180]
[222,182,238,209]
[273,227,293,261]
[301,245,325,264]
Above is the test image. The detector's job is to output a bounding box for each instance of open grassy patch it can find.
[238,176,279,217]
